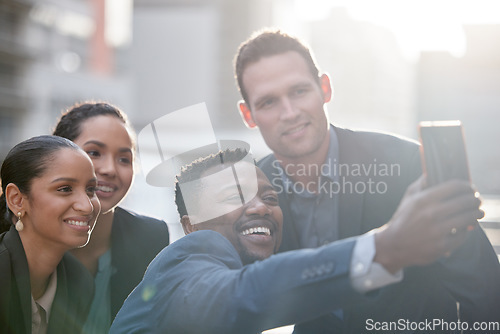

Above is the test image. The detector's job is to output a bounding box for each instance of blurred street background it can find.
[1,0,499,248]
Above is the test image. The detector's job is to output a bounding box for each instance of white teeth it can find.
[97,186,113,193]
[241,227,271,236]
[67,220,88,226]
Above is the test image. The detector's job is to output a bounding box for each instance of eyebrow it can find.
[83,140,105,148]
[51,177,78,184]
[289,82,313,91]
[253,81,314,107]
[119,148,133,154]
[83,140,132,154]
[51,177,98,184]
[254,94,275,108]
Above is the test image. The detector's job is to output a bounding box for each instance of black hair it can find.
[0,135,81,232]
[53,101,136,151]
[174,148,251,218]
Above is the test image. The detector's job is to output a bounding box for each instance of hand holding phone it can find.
[418,120,471,187]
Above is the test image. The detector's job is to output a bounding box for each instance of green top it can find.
[82,250,113,334]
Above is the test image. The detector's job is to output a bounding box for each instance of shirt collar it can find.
[279,126,339,193]
[35,270,58,320]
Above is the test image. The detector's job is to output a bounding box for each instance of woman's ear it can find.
[5,183,25,217]
[238,101,257,128]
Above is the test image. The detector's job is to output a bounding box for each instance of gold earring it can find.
[15,212,24,232]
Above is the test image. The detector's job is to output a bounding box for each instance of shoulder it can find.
[114,206,167,228]
[257,153,276,169]
[152,230,242,271]
[335,126,419,153]
[160,230,236,258]
[257,153,280,180]
[111,207,170,269]
[113,207,169,239]
[0,232,12,279]
[334,125,420,164]
[0,229,26,266]
[335,125,419,149]
[110,231,243,334]
[0,231,7,254]
[0,230,31,293]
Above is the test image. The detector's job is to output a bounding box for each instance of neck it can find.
[19,234,63,300]
[71,208,114,275]
[275,130,331,186]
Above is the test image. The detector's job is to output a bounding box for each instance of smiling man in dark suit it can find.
[234,28,500,333]
[109,148,485,334]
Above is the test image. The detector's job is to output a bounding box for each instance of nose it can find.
[279,98,300,121]
[245,197,272,217]
[74,191,95,215]
[96,155,116,177]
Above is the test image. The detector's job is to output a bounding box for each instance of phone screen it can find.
[418,120,471,186]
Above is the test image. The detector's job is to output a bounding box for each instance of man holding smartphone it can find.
[234,28,500,332]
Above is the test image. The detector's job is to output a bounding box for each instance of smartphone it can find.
[418,120,471,187]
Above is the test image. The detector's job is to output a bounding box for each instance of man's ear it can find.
[319,73,333,103]
[181,215,197,235]
[5,183,25,217]
[238,101,257,129]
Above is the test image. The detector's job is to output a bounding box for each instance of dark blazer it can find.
[0,226,94,334]
[109,207,170,318]
[110,230,373,334]
[259,125,423,251]
[259,125,500,333]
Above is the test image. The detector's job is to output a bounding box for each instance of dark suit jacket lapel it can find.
[47,261,69,332]
[334,126,367,239]
[275,175,300,252]
[111,209,134,317]
[258,155,300,252]
[4,228,33,332]
[260,127,369,250]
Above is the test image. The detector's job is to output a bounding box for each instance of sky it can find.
[293,0,500,61]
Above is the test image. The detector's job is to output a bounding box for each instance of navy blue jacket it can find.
[259,126,500,333]
[110,230,374,334]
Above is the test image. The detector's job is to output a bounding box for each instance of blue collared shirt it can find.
[277,127,402,295]
[280,127,340,248]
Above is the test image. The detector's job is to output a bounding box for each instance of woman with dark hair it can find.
[0,135,100,334]
[53,101,170,333]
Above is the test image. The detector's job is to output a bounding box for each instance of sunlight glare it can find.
[294,0,500,61]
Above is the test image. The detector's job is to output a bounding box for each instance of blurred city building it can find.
[126,0,276,238]
[308,7,416,138]
[1,1,499,244]
[0,0,133,159]
[418,24,500,195]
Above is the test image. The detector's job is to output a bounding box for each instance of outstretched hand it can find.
[373,176,484,274]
